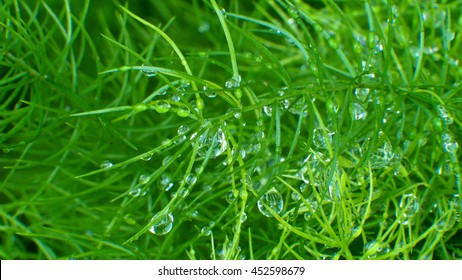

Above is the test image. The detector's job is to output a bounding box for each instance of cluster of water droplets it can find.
[225,75,241,89]
[362,132,394,169]
[441,132,458,155]
[436,105,453,125]
[261,89,309,117]
[129,187,146,197]
[363,240,390,259]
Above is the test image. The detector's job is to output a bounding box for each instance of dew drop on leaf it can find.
[100,160,113,169]
[257,188,284,217]
[138,174,151,185]
[185,173,197,186]
[350,102,368,120]
[398,194,419,225]
[149,213,174,235]
[177,125,190,135]
[154,101,171,114]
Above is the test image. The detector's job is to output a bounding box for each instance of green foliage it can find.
[1,0,461,260]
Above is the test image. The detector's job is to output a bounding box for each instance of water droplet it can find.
[154,101,171,113]
[198,22,210,33]
[327,175,342,202]
[257,188,284,217]
[299,182,308,193]
[139,174,151,185]
[380,220,388,228]
[437,105,453,124]
[162,156,173,166]
[353,40,362,53]
[303,212,312,220]
[171,94,181,102]
[313,128,334,149]
[263,105,273,117]
[291,192,300,201]
[198,127,228,158]
[287,5,299,18]
[177,107,190,117]
[133,103,148,112]
[179,188,189,197]
[364,240,382,258]
[212,128,227,157]
[162,138,173,147]
[418,134,428,147]
[201,226,212,236]
[225,191,236,203]
[238,188,248,200]
[129,187,146,197]
[178,125,190,135]
[313,23,323,33]
[354,87,370,102]
[190,132,199,141]
[205,89,217,98]
[189,210,199,219]
[123,214,136,225]
[196,97,204,111]
[240,212,247,223]
[202,184,212,192]
[141,152,152,161]
[442,132,458,154]
[100,160,113,169]
[363,135,393,169]
[220,8,227,16]
[399,194,419,224]
[239,148,246,159]
[351,225,361,238]
[445,30,455,42]
[448,57,459,66]
[435,219,447,232]
[185,173,197,186]
[149,213,174,235]
[159,174,174,191]
[226,75,242,89]
[350,102,367,120]
[280,99,291,110]
[328,37,339,50]
[174,135,186,145]
[251,143,261,153]
[141,64,156,77]
[195,166,204,175]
